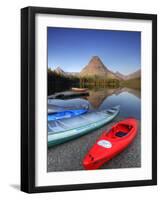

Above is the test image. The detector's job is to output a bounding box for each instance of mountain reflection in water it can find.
[49,87,141,120]
[85,87,141,120]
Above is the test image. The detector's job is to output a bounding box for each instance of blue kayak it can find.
[48,105,120,147]
[48,109,88,121]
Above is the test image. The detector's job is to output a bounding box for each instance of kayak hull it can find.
[83,118,138,170]
[48,106,120,147]
[71,88,88,92]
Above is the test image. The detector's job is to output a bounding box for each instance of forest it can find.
[48,69,140,95]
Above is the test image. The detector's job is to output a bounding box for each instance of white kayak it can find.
[48,98,90,113]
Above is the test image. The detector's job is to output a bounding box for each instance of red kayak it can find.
[83,118,138,170]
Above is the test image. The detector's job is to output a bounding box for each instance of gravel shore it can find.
[47,116,141,172]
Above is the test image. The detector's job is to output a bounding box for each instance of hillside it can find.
[80,56,122,80]
[53,67,79,78]
[116,69,141,80]
[125,69,141,80]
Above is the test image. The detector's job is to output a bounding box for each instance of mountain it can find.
[80,56,108,77]
[67,72,80,77]
[52,58,141,81]
[80,56,121,80]
[116,69,141,80]
[125,69,141,80]
[53,67,79,77]
[54,67,67,76]
[115,71,126,80]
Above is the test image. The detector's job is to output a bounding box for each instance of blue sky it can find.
[47,27,141,75]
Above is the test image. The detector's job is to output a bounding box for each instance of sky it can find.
[47,27,141,75]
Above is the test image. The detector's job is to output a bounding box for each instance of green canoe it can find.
[48,105,120,147]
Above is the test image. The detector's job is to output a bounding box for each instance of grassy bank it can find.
[121,78,141,90]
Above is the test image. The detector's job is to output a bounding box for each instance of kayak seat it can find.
[115,124,133,137]
[115,131,128,137]
[88,154,94,161]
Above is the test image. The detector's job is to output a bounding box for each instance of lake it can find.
[79,87,141,120]
[49,87,141,120]
[86,87,141,120]
[95,88,141,120]
[73,88,141,120]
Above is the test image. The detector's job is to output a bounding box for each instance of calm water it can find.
[72,87,140,120]
[50,87,141,120]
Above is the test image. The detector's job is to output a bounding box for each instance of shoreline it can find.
[47,116,141,172]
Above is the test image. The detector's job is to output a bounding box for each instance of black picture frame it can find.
[21,6,157,193]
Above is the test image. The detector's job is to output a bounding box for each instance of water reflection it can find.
[48,87,141,120]
[84,87,141,119]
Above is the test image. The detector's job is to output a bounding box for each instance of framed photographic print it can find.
[21,6,157,193]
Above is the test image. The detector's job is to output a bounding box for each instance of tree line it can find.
[48,69,80,95]
[48,70,120,94]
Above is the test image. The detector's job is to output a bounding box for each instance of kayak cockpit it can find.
[107,123,133,139]
[106,110,116,115]
[105,106,120,115]
[115,131,128,137]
